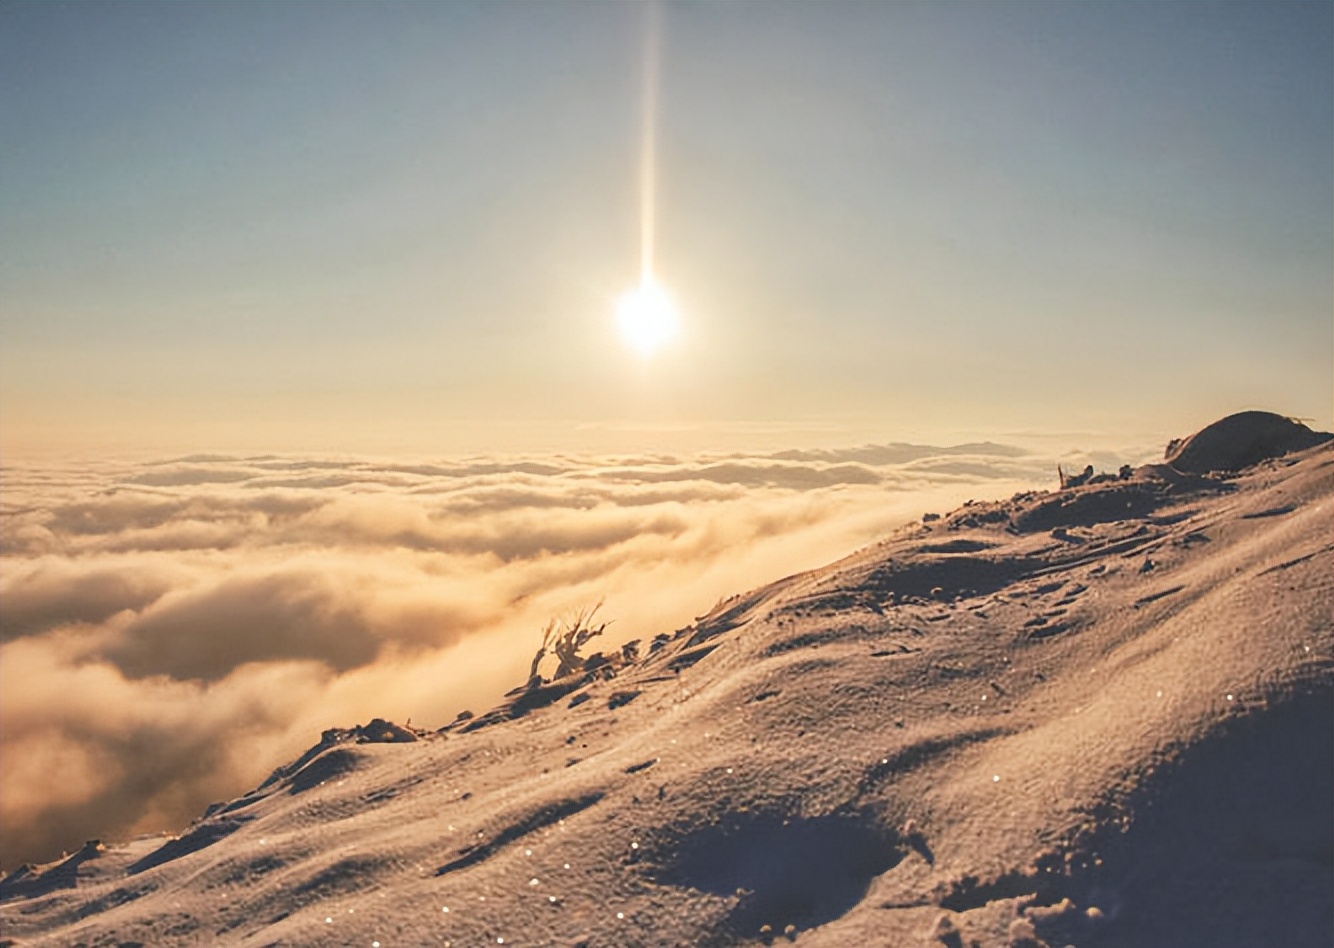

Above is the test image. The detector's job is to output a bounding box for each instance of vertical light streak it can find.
[639,3,661,286]
[615,3,679,360]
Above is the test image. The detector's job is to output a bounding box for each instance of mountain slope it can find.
[3,414,1331,948]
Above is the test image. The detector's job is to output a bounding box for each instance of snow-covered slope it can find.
[3,415,1331,948]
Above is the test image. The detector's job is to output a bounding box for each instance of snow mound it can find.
[1164,410,1330,474]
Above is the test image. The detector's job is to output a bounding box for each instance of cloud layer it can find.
[0,442,1072,870]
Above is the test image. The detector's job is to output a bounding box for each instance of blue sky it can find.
[2,1,1330,454]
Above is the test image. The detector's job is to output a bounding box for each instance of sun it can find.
[615,277,679,358]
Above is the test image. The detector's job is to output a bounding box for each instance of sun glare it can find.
[616,278,679,358]
[612,6,679,362]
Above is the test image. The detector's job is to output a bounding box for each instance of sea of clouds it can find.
[1,440,1132,870]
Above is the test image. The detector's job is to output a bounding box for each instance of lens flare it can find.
[638,3,660,286]
[614,4,679,360]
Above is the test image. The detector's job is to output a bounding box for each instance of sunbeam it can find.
[639,2,661,286]
[615,2,680,360]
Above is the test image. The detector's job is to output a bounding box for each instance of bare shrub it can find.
[528,602,609,683]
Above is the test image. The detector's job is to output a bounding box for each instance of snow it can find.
[2,419,1331,947]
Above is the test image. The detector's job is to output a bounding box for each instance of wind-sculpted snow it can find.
[0,441,1075,870]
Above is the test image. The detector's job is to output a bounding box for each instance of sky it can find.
[2,1,1330,456]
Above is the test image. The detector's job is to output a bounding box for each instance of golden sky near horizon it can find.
[1,2,1331,457]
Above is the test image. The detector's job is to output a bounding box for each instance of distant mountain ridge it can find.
[767,441,1031,465]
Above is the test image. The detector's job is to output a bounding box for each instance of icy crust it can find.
[2,425,1331,948]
